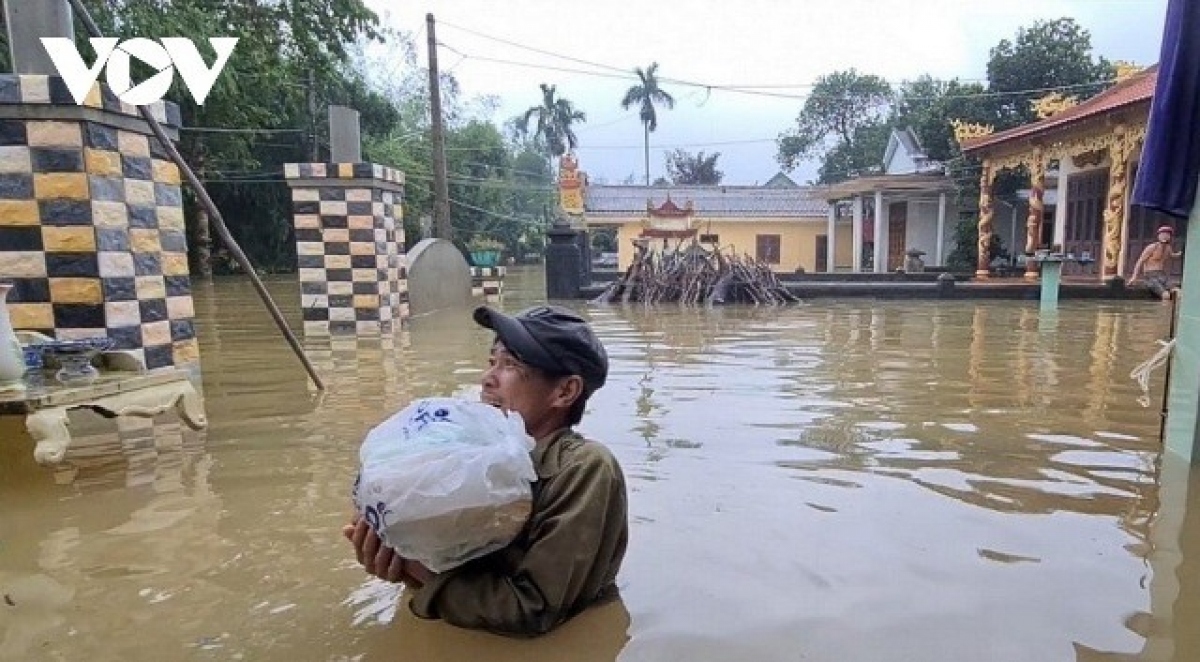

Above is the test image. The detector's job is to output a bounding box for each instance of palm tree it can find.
[519,83,587,165]
[621,62,675,186]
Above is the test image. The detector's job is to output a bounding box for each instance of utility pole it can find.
[644,123,650,187]
[426,13,452,240]
[307,70,319,162]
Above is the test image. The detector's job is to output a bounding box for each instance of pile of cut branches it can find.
[592,239,800,305]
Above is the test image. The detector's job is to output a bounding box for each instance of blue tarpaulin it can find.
[1132,0,1200,219]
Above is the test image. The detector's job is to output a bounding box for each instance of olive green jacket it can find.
[408,429,629,637]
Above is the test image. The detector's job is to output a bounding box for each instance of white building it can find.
[820,128,958,272]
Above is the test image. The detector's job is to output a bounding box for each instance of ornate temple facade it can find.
[959,65,1182,281]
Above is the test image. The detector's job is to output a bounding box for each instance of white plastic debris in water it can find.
[1130,338,1176,408]
[352,397,537,573]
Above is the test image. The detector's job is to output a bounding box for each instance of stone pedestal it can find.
[546,225,582,300]
[579,229,595,285]
[0,75,198,371]
[283,162,406,335]
[1038,258,1064,312]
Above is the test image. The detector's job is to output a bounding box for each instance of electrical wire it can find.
[433,24,1120,103]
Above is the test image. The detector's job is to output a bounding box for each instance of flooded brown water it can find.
[3,266,1199,661]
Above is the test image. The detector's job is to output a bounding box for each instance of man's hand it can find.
[342,517,435,588]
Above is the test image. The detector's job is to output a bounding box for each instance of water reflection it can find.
[342,589,631,662]
[1,272,1195,661]
[0,414,211,660]
[1123,455,1200,662]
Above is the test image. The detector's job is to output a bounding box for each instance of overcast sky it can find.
[364,0,1169,186]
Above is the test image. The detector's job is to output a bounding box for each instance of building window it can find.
[756,234,781,265]
[699,233,720,244]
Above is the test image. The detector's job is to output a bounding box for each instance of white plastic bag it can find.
[352,397,537,573]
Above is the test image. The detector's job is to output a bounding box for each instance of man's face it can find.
[480,341,563,436]
[1159,232,1173,243]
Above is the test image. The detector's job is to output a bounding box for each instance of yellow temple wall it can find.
[610,217,833,273]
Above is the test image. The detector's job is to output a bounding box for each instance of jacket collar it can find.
[531,427,576,479]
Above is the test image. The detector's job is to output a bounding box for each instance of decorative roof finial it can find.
[951,119,995,144]
[1030,92,1079,119]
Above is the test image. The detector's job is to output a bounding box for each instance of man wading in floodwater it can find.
[343,305,629,637]
[1130,225,1184,301]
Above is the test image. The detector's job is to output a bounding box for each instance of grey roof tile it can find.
[584,185,828,218]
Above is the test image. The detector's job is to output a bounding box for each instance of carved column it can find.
[975,160,996,277]
[1025,149,1046,279]
[1102,125,1134,281]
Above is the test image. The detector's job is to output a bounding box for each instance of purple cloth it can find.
[1133,0,1200,219]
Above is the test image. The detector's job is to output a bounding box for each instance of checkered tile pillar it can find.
[470,266,506,302]
[283,162,406,335]
[0,75,197,371]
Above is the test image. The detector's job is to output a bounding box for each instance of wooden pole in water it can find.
[64,0,326,391]
[1160,295,1179,443]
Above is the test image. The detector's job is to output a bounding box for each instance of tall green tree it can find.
[813,123,892,185]
[987,17,1115,129]
[620,62,675,186]
[66,0,387,273]
[664,149,723,185]
[518,83,586,163]
[776,69,893,183]
[890,77,995,161]
[363,34,554,258]
[506,146,554,256]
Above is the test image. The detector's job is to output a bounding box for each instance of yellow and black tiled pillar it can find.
[283,162,407,335]
[0,74,197,371]
[470,267,506,302]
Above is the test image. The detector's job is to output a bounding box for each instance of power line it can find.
[442,135,780,152]
[180,127,307,134]
[449,197,544,226]
[435,23,1119,102]
[408,171,555,193]
[198,164,555,193]
[201,178,284,184]
[198,151,985,191]
[575,112,639,132]
[442,44,1119,104]
[439,20,629,76]
[438,43,804,100]
[438,19,998,91]
[437,44,635,83]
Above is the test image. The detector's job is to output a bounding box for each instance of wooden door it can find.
[887,202,907,271]
[755,234,781,265]
[815,235,828,272]
[1063,169,1107,276]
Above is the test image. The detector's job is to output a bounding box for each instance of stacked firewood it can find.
[592,240,800,305]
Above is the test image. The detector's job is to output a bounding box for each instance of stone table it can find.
[0,370,207,465]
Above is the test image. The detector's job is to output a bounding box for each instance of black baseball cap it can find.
[473,305,608,393]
